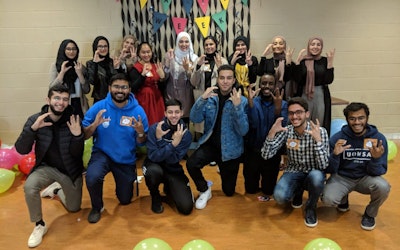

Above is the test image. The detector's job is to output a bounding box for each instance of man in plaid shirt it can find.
[261,97,329,227]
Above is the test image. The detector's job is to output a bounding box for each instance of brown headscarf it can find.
[272,35,287,88]
[304,37,323,99]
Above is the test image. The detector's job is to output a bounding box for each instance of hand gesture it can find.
[141,63,151,77]
[74,61,83,75]
[268,117,287,137]
[93,109,110,127]
[296,48,307,65]
[61,61,72,73]
[333,139,351,156]
[171,124,187,147]
[271,87,284,108]
[197,54,207,66]
[370,140,385,159]
[164,49,174,68]
[67,115,82,136]
[285,46,295,64]
[30,112,53,131]
[113,56,121,69]
[129,46,137,59]
[245,50,253,66]
[305,119,322,142]
[262,44,273,57]
[119,48,130,60]
[93,50,105,63]
[182,56,191,71]
[202,86,218,100]
[230,87,242,107]
[155,62,165,79]
[230,50,241,65]
[247,83,260,100]
[215,52,222,68]
[132,115,144,134]
[326,48,335,68]
[155,121,170,140]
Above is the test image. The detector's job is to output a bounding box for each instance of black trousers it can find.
[243,148,280,195]
[143,162,193,215]
[186,143,241,196]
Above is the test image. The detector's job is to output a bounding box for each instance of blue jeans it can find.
[273,170,325,209]
[86,150,137,211]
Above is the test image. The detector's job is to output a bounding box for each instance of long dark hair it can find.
[56,39,79,93]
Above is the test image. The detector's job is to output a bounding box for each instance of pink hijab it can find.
[272,35,287,87]
[304,37,323,99]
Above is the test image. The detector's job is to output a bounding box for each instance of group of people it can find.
[14,32,390,248]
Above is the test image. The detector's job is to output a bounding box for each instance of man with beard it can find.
[82,73,148,223]
[15,84,85,248]
[244,74,288,201]
[187,64,249,210]
[322,102,390,231]
[142,99,193,215]
[261,97,329,228]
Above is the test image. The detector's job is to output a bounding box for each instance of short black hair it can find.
[165,98,183,110]
[217,64,235,75]
[48,84,70,98]
[288,97,308,111]
[109,73,130,86]
[343,102,370,118]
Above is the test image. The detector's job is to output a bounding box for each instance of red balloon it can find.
[19,153,36,175]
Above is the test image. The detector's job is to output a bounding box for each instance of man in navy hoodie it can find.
[322,102,390,231]
[82,73,148,223]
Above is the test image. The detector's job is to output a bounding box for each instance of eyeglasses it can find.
[348,116,366,122]
[111,85,130,90]
[52,96,69,102]
[288,110,305,116]
[65,47,77,51]
[97,45,108,49]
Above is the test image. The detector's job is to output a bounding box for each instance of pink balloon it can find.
[0,148,19,170]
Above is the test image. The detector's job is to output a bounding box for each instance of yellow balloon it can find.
[304,238,342,250]
[0,169,16,193]
[387,140,398,161]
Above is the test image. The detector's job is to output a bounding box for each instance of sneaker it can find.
[209,161,217,166]
[257,195,273,202]
[88,207,104,224]
[361,213,376,231]
[40,182,61,198]
[337,202,350,212]
[151,195,164,214]
[291,194,303,208]
[304,208,318,227]
[195,182,213,210]
[28,224,48,248]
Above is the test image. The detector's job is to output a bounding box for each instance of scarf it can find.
[304,37,323,99]
[272,36,287,88]
[56,39,79,94]
[173,32,198,80]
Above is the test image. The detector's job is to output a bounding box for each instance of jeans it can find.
[273,169,325,209]
[85,150,137,211]
[24,165,82,222]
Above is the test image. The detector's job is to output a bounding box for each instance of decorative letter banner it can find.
[172,17,188,35]
[152,11,168,33]
[211,10,227,32]
[162,0,172,13]
[197,0,209,15]
[220,0,229,10]
[182,0,193,16]
[140,0,148,9]
[194,16,211,38]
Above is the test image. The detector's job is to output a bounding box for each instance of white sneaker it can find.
[28,224,48,248]
[195,182,213,210]
[40,182,61,198]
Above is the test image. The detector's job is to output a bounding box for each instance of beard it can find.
[49,104,64,116]
[111,92,129,103]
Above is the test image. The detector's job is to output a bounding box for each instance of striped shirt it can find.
[261,122,329,173]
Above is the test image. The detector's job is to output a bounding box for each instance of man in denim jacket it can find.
[187,64,249,210]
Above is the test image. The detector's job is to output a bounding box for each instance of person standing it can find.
[187,65,249,209]
[82,73,148,223]
[261,97,329,227]
[322,102,390,230]
[15,84,84,248]
[143,99,193,215]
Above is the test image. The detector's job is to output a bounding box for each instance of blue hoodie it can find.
[82,92,148,165]
[327,124,388,178]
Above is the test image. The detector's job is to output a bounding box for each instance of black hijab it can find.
[92,36,112,68]
[56,39,79,93]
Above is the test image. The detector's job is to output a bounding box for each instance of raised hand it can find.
[245,50,253,66]
[285,46,295,64]
[230,87,242,107]
[132,115,145,135]
[271,87,284,110]
[268,117,287,138]
[230,50,241,65]
[202,86,218,100]
[333,139,351,156]
[296,48,307,65]
[247,83,260,100]
[67,115,82,136]
[305,119,322,142]
[197,54,207,66]
[171,124,187,147]
[215,52,223,68]
[93,109,110,127]
[262,44,273,57]
[61,61,72,73]
[370,140,385,159]
[155,120,170,140]
[30,112,53,131]
[93,50,105,63]
[326,48,336,68]
[155,62,165,79]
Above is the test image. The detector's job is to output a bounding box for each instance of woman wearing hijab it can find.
[49,39,90,118]
[129,42,166,126]
[227,36,258,97]
[86,36,120,103]
[294,37,335,135]
[257,35,295,99]
[164,31,198,124]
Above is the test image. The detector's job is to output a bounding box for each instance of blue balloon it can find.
[330,119,347,137]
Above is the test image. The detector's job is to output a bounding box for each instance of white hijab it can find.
[174,32,197,64]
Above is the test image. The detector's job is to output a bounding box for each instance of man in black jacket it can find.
[15,84,85,248]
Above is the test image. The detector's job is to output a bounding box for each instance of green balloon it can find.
[387,140,398,161]
[304,238,342,250]
[0,169,16,193]
[134,238,172,250]
[83,138,93,168]
[182,239,215,250]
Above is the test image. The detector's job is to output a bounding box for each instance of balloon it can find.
[0,148,20,170]
[83,138,93,168]
[387,140,398,161]
[304,238,342,250]
[134,238,172,250]
[330,119,347,137]
[0,169,16,193]
[182,239,215,250]
[19,153,36,175]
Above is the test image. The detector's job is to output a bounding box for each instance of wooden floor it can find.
[1,141,400,250]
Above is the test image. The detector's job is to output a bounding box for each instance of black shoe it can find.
[88,207,103,223]
[361,213,376,231]
[291,194,303,208]
[151,196,164,214]
[337,201,350,212]
[304,208,318,227]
